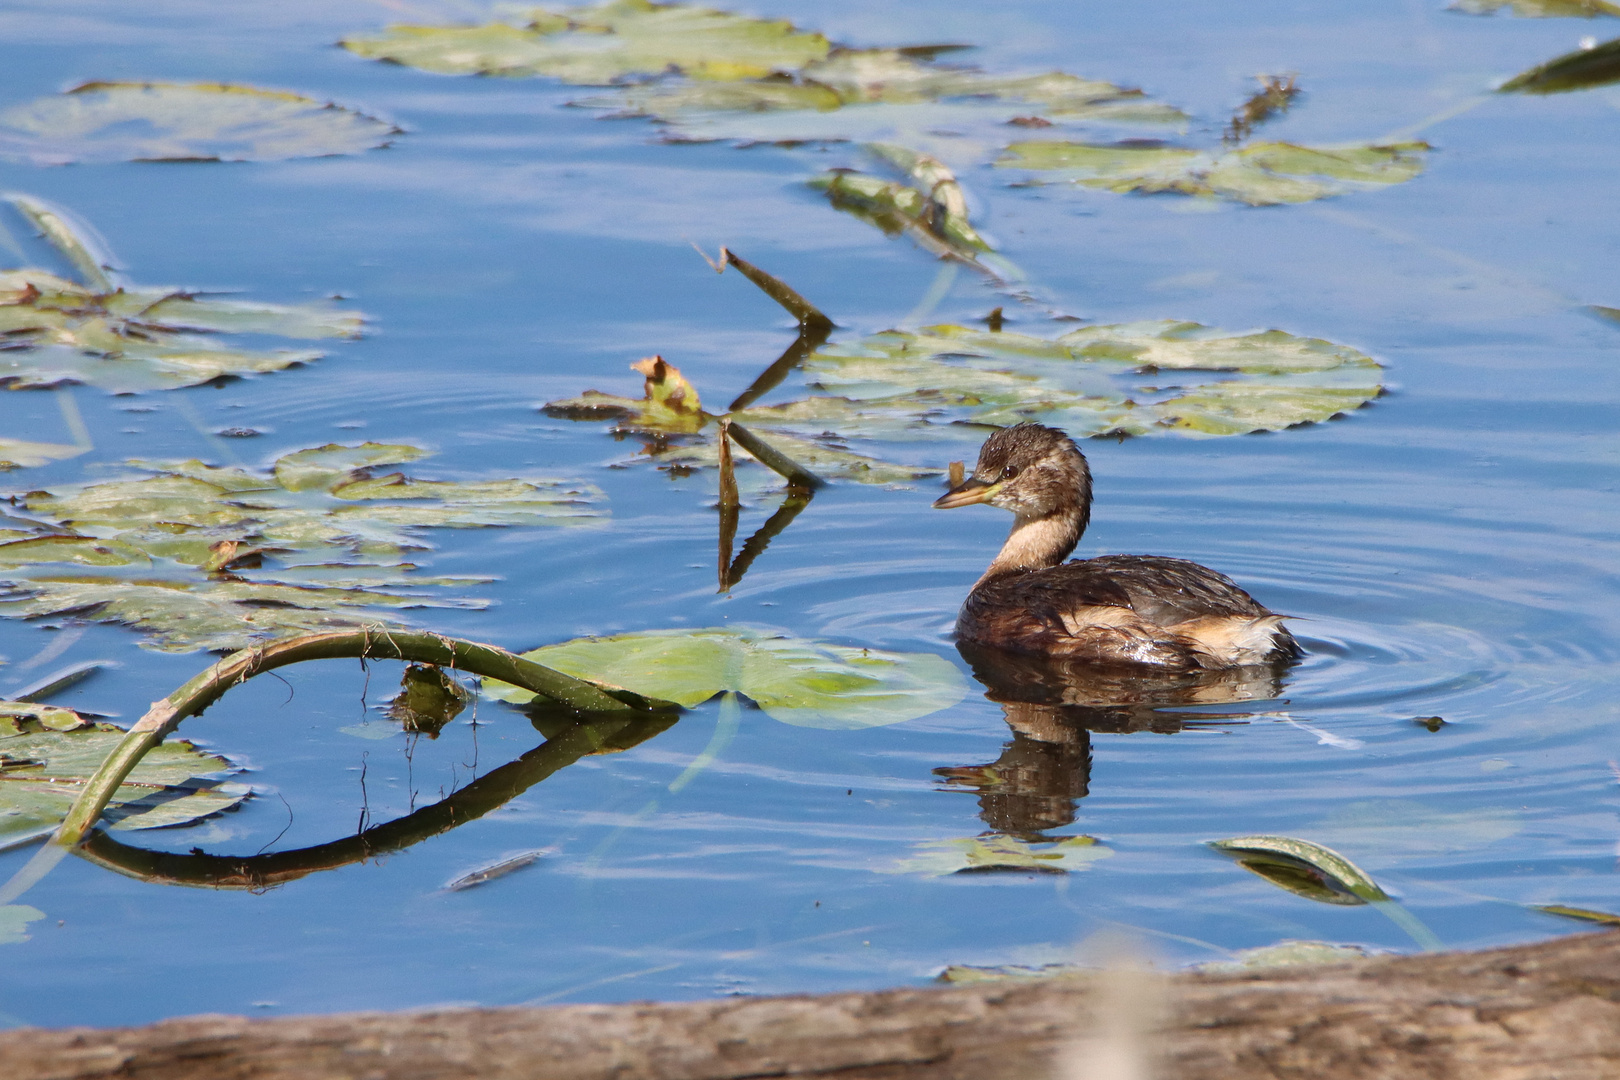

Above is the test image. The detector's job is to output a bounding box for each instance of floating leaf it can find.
[888,833,1112,875]
[0,905,45,945]
[486,626,967,729]
[1194,940,1373,972]
[0,196,363,393]
[1453,0,1620,15]
[0,82,398,165]
[0,443,603,651]
[587,47,1183,143]
[1500,35,1620,92]
[0,700,89,735]
[342,0,831,83]
[0,721,246,846]
[0,437,87,470]
[1210,834,1390,904]
[798,320,1383,438]
[999,139,1428,206]
[938,962,1088,984]
[1534,904,1620,925]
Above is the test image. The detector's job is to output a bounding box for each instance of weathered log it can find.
[3,930,1617,1079]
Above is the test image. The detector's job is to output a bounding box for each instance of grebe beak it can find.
[933,477,997,509]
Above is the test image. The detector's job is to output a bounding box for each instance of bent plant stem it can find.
[718,247,834,332]
[54,628,673,847]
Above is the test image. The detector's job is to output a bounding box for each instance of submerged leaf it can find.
[0,82,398,165]
[888,833,1112,876]
[0,905,45,945]
[1500,35,1620,92]
[342,0,831,84]
[486,626,967,728]
[999,139,1428,206]
[0,196,363,393]
[0,721,246,846]
[1210,834,1390,905]
[0,443,604,651]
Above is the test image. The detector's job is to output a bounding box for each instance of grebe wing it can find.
[1067,555,1273,625]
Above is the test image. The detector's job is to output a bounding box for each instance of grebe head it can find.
[933,423,1092,521]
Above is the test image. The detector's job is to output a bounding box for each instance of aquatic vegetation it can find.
[485,626,969,729]
[0,196,362,393]
[808,144,1023,281]
[887,833,1111,875]
[1452,0,1620,15]
[0,437,84,471]
[388,663,471,738]
[0,82,398,165]
[1500,35,1620,92]
[1211,834,1391,904]
[998,139,1429,206]
[0,443,603,651]
[1223,74,1301,144]
[344,1,1181,145]
[0,702,247,849]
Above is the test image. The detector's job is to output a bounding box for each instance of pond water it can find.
[2,0,1619,1029]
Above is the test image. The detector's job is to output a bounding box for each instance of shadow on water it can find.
[937,642,1293,840]
[75,708,678,890]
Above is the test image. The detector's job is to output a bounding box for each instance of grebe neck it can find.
[976,509,1084,588]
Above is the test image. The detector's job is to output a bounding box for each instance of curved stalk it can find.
[54,627,673,847]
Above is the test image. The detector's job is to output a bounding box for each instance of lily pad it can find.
[1453,0,1620,14]
[0,443,604,651]
[0,82,398,165]
[1500,35,1620,92]
[0,437,87,470]
[998,139,1428,205]
[0,904,45,945]
[0,716,247,847]
[1210,834,1390,904]
[887,833,1112,875]
[0,195,362,393]
[342,0,832,83]
[798,320,1383,438]
[485,626,967,729]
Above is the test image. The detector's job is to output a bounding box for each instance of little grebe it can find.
[934,423,1296,670]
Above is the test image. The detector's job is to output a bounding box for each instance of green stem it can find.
[53,627,673,847]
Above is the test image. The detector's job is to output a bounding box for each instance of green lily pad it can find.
[0,904,45,945]
[0,82,398,165]
[485,626,967,729]
[0,436,87,470]
[887,833,1112,876]
[342,0,832,83]
[998,139,1428,205]
[1453,0,1620,14]
[0,719,247,847]
[0,195,362,393]
[1210,834,1390,905]
[799,320,1383,438]
[0,443,604,651]
[587,47,1182,141]
[1500,35,1620,92]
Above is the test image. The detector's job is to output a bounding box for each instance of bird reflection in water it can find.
[935,642,1292,840]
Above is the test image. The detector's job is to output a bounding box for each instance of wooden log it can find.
[3,930,1617,1080]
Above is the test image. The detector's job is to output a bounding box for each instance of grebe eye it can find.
[1000,464,1019,480]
